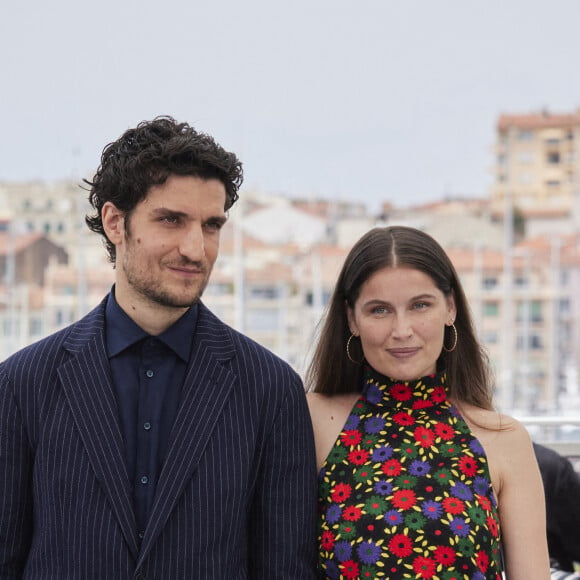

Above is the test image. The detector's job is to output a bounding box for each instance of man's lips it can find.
[166,262,205,275]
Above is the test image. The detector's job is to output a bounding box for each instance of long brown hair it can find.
[305,226,494,410]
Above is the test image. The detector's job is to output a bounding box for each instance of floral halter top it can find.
[317,368,502,579]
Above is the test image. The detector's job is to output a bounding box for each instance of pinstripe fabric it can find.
[0,297,318,579]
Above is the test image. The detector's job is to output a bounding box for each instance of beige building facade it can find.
[492,109,580,221]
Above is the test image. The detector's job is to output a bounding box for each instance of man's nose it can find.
[179,224,205,260]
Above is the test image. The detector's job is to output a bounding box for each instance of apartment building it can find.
[491,109,580,225]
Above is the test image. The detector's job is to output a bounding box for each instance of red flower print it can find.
[476,550,489,572]
[341,430,362,446]
[347,449,370,465]
[340,560,360,579]
[382,458,403,477]
[434,545,457,567]
[434,422,454,440]
[393,411,415,426]
[442,497,465,515]
[486,515,499,538]
[343,506,363,521]
[388,533,413,557]
[331,482,352,503]
[414,426,435,448]
[390,383,413,401]
[412,399,434,410]
[458,455,478,476]
[392,489,417,510]
[320,530,335,550]
[477,494,492,511]
[431,386,447,403]
[412,555,437,578]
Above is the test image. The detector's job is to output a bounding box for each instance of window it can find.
[546,151,560,164]
[516,334,543,350]
[531,301,542,322]
[518,130,534,141]
[483,277,498,290]
[518,151,534,163]
[249,286,279,300]
[516,301,541,321]
[483,302,500,317]
[482,331,499,345]
[559,298,570,314]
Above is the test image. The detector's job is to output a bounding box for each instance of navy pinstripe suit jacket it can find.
[0,297,318,579]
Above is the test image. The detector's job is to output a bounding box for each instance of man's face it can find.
[109,174,227,313]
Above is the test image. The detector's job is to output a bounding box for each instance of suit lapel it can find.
[138,305,237,562]
[59,306,139,559]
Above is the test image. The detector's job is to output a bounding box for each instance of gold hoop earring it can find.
[346,333,364,364]
[443,322,457,353]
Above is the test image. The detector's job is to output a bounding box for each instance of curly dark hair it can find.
[84,116,243,263]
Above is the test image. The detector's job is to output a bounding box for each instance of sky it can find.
[2,0,580,211]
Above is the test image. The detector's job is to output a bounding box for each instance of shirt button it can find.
[143,422,151,431]
[145,369,154,378]
[141,475,149,485]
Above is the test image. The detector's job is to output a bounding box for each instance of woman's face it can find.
[347,266,456,381]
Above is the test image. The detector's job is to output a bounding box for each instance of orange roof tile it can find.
[498,110,580,131]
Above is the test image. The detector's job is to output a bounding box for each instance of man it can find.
[533,443,580,575]
[0,117,318,579]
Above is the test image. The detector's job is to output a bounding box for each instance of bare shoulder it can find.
[307,391,361,471]
[455,402,536,496]
[456,402,530,443]
[307,391,360,420]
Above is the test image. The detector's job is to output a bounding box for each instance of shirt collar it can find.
[105,289,198,362]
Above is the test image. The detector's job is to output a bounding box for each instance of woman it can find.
[306,226,550,579]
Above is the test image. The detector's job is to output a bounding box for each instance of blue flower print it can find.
[450,481,473,501]
[364,416,385,433]
[374,479,393,496]
[357,540,382,565]
[326,503,342,524]
[449,517,471,537]
[344,414,360,430]
[334,540,352,562]
[409,459,431,476]
[371,445,393,462]
[421,499,443,520]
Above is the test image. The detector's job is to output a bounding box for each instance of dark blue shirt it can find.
[105,291,197,537]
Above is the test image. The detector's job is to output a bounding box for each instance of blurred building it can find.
[491,108,580,235]
[2,156,580,416]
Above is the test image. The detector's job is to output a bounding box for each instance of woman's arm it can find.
[494,417,551,579]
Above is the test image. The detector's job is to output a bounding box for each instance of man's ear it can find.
[101,202,125,245]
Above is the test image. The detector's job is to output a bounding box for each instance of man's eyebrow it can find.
[150,207,188,218]
[207,215,228,225]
